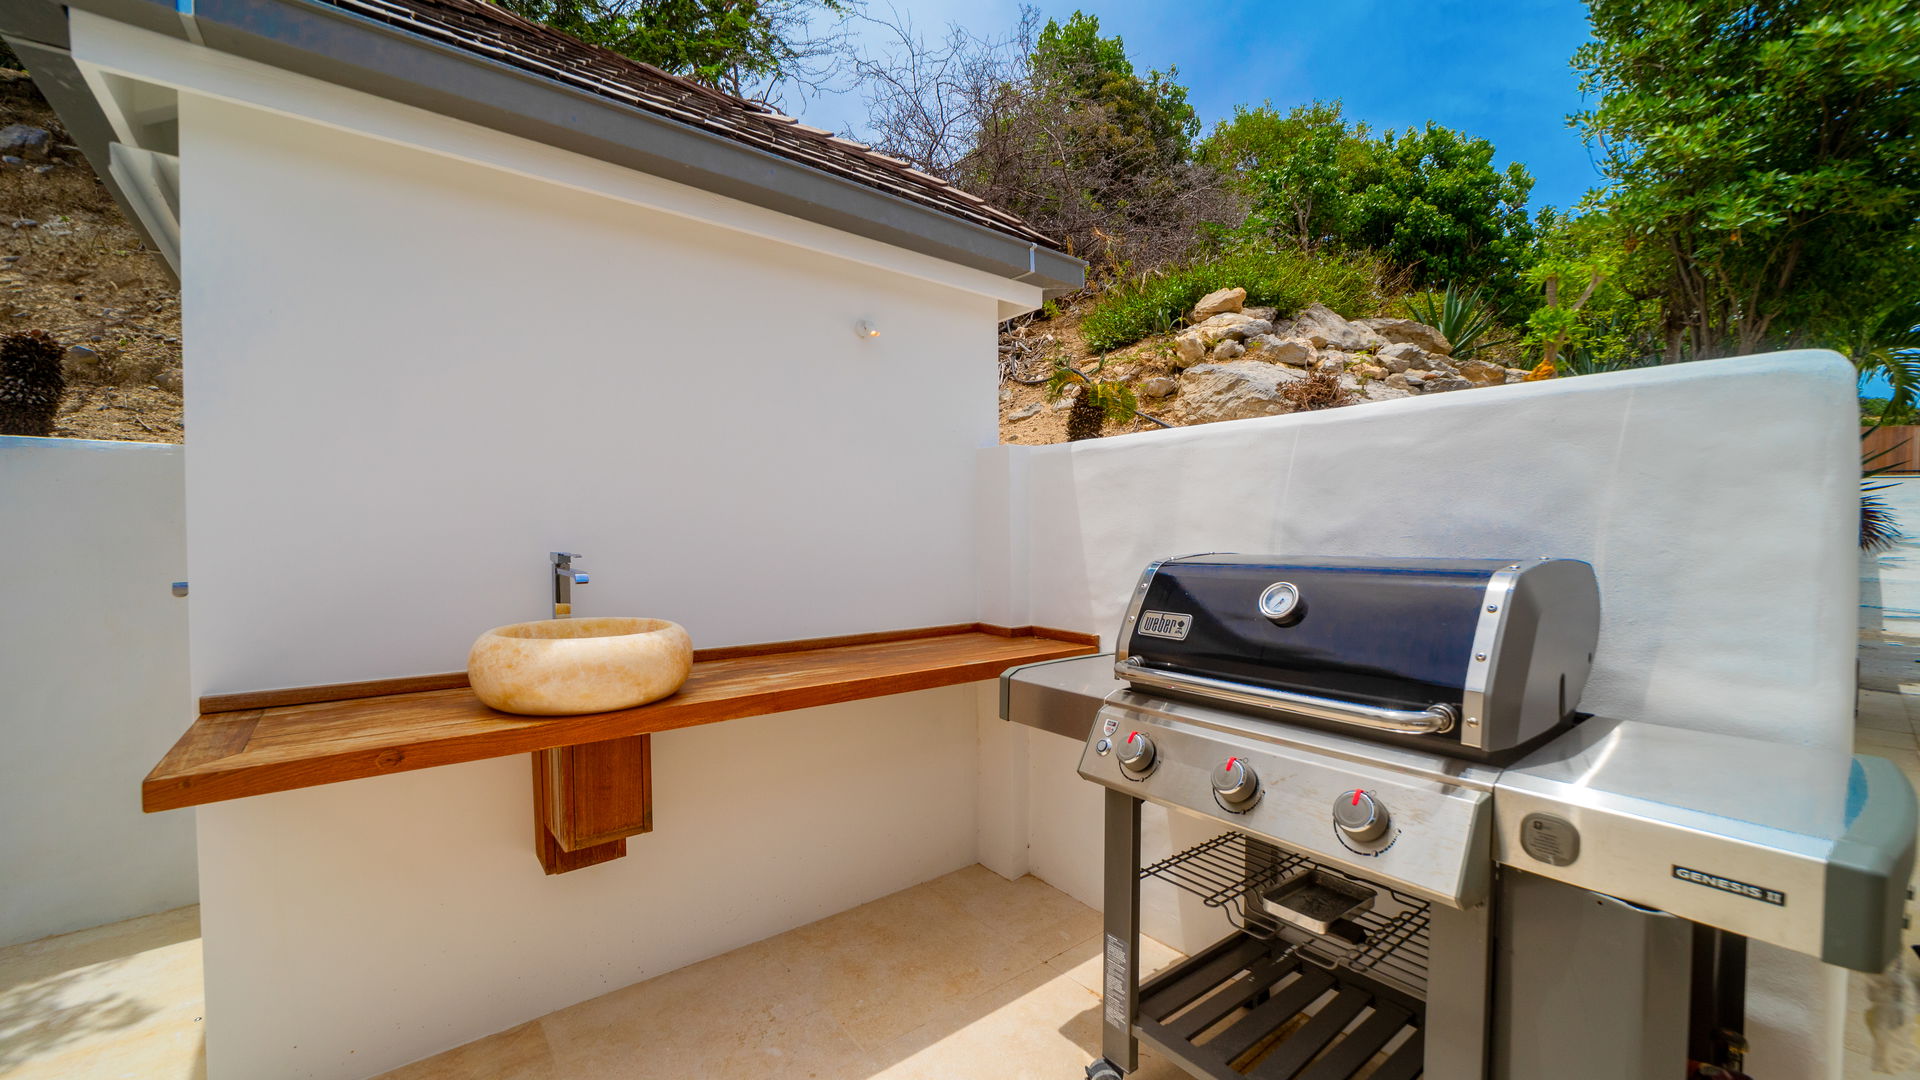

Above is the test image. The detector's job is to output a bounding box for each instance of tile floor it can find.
[0,905,204,1079]
[8,646,1920,1079]
[372,864,1194,1080]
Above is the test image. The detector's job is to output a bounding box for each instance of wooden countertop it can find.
[143,624,1099,812]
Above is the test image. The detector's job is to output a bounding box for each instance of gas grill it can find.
[1001,554,1918,1080]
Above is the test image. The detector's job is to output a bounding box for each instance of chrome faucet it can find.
[551,552,588,618]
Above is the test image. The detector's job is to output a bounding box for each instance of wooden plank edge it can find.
[197,624,1099,713]
[142,636,1097,813]
[201,672,472,714]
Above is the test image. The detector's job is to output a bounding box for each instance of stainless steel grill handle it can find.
[1119,663,1458,735]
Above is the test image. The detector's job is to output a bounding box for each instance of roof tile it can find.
[311,0,1064,251]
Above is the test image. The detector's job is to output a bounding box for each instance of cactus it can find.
[0,330,66,436]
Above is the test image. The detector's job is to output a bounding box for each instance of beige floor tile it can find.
[0,906,205,1080]
[374,1020,555,1080]
[777,875,1048,1052]
[548,1007,872,1080]
[865,964,1101,1080]
[1045,933,1185,998]
[1859,691,1914,732]
[921,866,1103,965]
[541,933,815,1050]
[1859,728,1920,752]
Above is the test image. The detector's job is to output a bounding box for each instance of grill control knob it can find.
[1334,790,1389,843]
[1212,757,1258,808]
[1118,731,1156,774]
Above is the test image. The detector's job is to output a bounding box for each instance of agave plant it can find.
[1406,283,1508,361]
[1555,345,1660,377]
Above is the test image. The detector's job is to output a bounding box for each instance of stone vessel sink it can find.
[468,617,693,716]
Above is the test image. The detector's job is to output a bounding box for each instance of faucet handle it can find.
[572,572,590,585]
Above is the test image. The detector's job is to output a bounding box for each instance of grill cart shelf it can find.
[1135,930,1425,1080]
[1142,832,1432,1000]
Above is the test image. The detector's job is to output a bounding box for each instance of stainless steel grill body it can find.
[1005,553,1917,1080]
[1115,556,1599,756]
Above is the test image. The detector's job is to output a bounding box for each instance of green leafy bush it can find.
[1080,247,1384,353]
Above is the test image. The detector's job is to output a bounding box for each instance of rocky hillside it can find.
[1000,287,1537,445]
[1,70,182,443]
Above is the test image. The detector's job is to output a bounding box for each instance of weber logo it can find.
[1137,610,1192,640]
[1673,865,1785,906]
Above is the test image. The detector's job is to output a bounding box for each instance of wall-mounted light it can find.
[855,320,880,339]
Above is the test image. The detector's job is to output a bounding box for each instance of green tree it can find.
[1574,0,1920,359]
[1027,12,1198,172]
[1200,103,1536,306]
[960,10,1223,272]
[1520,208,1662,371]
[1199,102,1371,250]
[1345,123,1537,304]
[492,0,845,102]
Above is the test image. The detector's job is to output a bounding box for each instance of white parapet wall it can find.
[0,436,196,946]
[993,351,1861,1079]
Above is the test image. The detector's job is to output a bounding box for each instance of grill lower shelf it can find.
[1135,931,1424,1080]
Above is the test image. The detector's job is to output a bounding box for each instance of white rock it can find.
[1194,312,1274,345]
[1456,358,1507,387]
[1213,340,1246,360]
[1293,303,1385,352]
[1192,287,1246,318]
[1376,342,1425,373]
[1173,362,1309,424]
[1505,367,1533,383]
[1173,330,1208,367]
[1245,336,1312,367]
[1364,384,1413,401]
[1423,375,1473,393]
[1315,351,1350,375]
[1139,376,1177,398]
[1361,317,1453,355]
[1243,306,1279,322]
[1007,403,1042,421]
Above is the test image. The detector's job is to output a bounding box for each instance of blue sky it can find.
[798,0,1606,212]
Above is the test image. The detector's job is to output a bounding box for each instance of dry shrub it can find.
[1278,369,1356,412]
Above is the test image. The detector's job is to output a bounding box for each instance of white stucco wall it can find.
[166,65,1036,1075]
[999,351,1861,1079]
[0,436,195,945]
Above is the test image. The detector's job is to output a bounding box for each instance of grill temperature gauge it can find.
[1334,789,1389,843]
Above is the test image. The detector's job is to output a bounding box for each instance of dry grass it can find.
[998,304,1182,445]
[1277,368,1357,412]
[0,70,181,443]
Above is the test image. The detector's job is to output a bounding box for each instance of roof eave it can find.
[14,0,1084,294]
